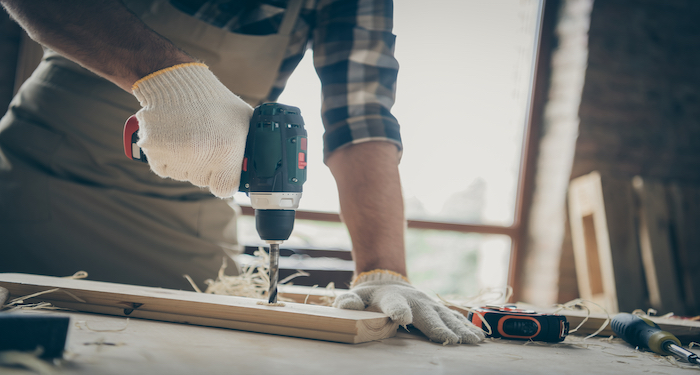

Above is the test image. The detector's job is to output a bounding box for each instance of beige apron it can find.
[135,0,303,105]
[0,0,303,289]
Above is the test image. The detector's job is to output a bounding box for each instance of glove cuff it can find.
[352,269,410,288]
[132,63,231,108]
[132,62,207,91]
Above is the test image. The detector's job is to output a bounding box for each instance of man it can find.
[0,0,484,345]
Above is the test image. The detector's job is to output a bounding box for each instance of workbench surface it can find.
[2,310,696,375]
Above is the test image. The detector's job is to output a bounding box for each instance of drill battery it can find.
[467,305,569,342]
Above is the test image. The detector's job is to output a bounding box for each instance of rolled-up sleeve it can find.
[312,0,402,161]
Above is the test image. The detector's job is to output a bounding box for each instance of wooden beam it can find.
[0,273,397,344]
[568,172,647,313]
[668,183,700,315]
[633,177,686,315]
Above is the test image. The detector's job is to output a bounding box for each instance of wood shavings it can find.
[184,248,309,303]
[304,285,319,304]
[6,288,61,306]
[64,271,88,280]
[0,349,54,375]
[439,286,513,307]
[2,302,62,313]
[318,282,336,306]
[75,318,129,332]
[554,298,610,339]
[256,301,286,307]
[437,294,493,336]
[183,275,202,293]
[3,288,85,312]
[631,308,676,320]
[1,271,89,312]
[301,282,337,306]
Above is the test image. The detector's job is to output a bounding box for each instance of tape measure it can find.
[467,305,569,342]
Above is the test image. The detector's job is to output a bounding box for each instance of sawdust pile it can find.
[185,248,327,304]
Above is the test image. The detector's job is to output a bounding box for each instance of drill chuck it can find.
[255,209,296,241]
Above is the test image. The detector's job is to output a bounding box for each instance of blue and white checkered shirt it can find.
[170,0,402,160]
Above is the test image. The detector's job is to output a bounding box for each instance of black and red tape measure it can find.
[467,305,569,342]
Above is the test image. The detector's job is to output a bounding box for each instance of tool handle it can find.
[611,313,680,355]
[123,115,148,163]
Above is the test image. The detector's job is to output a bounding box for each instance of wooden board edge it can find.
[0,275,385,334]
[0,275,398,344]
[53,300,379,344]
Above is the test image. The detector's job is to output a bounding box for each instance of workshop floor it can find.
[2,310,696,375]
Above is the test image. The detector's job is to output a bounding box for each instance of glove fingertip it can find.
[333,293,365,311]
[384,305,412,326]
[426,327,460,346]
[378,295,412,326]
[460,328,486,344]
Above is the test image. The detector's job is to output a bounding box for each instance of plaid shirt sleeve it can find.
[312,0,402,161]
[169,0,402,161]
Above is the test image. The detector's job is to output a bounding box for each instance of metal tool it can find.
[466,305,569,342]
[124,103,307,304]
[612,313,700,365]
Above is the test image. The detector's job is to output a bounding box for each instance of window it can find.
[235,0,544,297]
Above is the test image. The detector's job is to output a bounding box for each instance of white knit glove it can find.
[334,270,485,345]
[132,63,253,198]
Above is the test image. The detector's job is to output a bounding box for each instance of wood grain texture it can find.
[568,172,647,313]
[633,177,686,315]
[0,273,397,344]
[669,183,700,315]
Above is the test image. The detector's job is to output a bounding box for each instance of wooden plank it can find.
[568,172,609,309]
[633,177,686,315]
[278,284,343,305]
[668,183,700,316]
[0,273,397,344]
[600,175,648,313]
[568,171,647,313]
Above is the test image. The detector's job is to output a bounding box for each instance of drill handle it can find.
[123,115,148,163]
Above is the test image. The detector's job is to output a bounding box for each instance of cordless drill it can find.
[123,102,307,303]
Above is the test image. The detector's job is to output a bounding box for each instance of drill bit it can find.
[267,243,280,304]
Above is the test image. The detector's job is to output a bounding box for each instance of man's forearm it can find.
[326,141,407,276]
[1,0,193,91]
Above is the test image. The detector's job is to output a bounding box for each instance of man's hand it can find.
[334,270,486,345]
[132,63,253,197]
[327,143,483,343]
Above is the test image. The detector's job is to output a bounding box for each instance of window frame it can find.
[240,0,557,302]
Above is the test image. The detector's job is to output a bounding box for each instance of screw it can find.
[245,183,250,188]
[291,138,296,143]
[291,178,298,183]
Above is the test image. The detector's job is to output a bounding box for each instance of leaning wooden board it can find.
[0,273,397,344]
